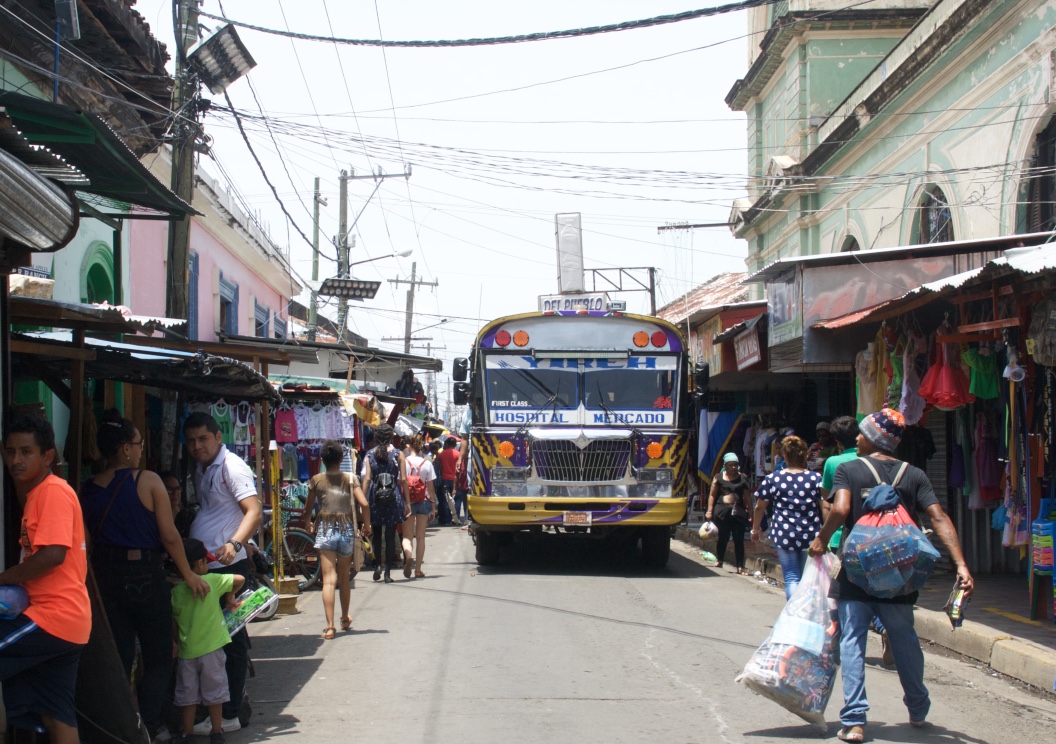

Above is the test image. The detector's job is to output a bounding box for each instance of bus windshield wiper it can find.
[594,380,620,424]
[517,380,562,436]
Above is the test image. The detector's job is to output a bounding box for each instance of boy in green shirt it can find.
[171,539,244,744]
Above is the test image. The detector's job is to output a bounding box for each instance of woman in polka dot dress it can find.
[751,435,822,599]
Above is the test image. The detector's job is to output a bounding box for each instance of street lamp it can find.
[317,249,412,300]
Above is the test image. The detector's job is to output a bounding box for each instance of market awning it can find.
[223,333,444,372]
[0,91,195,218]
[713,312,766,344]
[10,296,186,335]
[12,332,279,402]
[812,244,1056,329]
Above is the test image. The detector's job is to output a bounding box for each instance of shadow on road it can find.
[471,530,719,579]
[745,721,992,743]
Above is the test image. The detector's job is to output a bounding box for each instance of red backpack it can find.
[406,458,428,504]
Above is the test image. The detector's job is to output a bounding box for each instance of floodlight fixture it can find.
[188,24,256,94]
[318,277,382,300]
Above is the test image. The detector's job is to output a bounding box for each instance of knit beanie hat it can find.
[858,408,905,453]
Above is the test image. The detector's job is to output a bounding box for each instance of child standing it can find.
[171,539,244,744]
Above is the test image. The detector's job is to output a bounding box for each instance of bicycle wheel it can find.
[264,530,321,592]
[283,529,321,591]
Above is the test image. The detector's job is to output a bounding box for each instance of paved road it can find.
[234,529,1056,743]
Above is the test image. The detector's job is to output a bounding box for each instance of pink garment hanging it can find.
[918,330,974,411]
[974,413,1001,503]
[275,407,299,442]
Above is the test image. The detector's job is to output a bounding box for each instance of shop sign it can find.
[696,315,723,374]
[538,292,609,312]
[768,268,802,346]
[735,323,761,370]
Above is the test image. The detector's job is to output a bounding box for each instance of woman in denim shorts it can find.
[401,434,437,578]
[304,440,370,639]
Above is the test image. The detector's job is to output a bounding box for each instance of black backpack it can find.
[369,450,398,510]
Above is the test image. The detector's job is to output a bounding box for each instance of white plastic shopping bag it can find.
[735,553,841,732]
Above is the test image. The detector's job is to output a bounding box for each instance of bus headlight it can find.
[492,467,529,482]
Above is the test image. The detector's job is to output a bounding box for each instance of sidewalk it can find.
[677,524,1056,694]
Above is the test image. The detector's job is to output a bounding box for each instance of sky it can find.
[134,0,755,407]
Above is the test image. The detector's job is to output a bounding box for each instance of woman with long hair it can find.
[401,434,437,578]
[80,410,209,740]
[705,452,752,574]
[304,440,371,639]
[752,435,823,599]
[360,423,409,583]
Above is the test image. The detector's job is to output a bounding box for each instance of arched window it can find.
[80,242,114,304]
[1027,117,1056,233]
[840,236,860,253]
[917,186,953,244]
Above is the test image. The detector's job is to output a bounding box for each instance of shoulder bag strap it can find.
[859,457,884,485]
[891,461,910,488]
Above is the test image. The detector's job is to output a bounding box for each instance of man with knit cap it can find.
[809,408,973,743]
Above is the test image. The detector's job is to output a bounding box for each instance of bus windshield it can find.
[583,368,675,411]
[486,367,578,410]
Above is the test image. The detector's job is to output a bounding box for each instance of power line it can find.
[199,0,779,48]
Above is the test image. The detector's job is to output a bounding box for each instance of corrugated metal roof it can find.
[656,272,751,324]
[813,244,1056,329]
[713,312,766,343]
[746,232,1056,284]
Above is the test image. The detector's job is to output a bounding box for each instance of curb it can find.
[675,526,1056,693]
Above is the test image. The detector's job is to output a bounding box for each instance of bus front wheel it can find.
[640,527,671,568]
[475,531,500,566]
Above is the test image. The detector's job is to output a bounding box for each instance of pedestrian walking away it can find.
[402,435,438,578]
[437,437,460,525]
[80,410,210,739]
[0,416,91,744]
[362,423,410,583]
[751,435,822,599]
[304,440,371,638]
[183,412,263,734]
[171,538,245,744]
[809,408,974,743]
[706,452,752,574]
[821,415,893,666]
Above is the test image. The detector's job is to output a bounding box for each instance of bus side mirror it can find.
[694,363,710,391]
[453,382,470,405]
[452,357,469,382]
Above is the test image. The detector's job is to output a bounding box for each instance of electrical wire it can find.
[200,0,779,48]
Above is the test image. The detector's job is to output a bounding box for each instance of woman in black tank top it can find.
[705,453,752,574]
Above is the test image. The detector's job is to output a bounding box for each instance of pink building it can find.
[131,150,300,339]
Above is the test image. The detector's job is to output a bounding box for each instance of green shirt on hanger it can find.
[961,347,999,400]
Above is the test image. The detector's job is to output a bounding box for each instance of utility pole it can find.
[389,262,438,353]
[307,177,327,341]
[335,171,350,340]
[165,0,200,322]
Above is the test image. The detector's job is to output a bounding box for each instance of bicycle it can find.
[261,505,321,591]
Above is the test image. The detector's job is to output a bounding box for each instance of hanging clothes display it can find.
[974,412,1002,505]
[918,327,974,410]
[900,332,927,425]
[855,345,879,416]
[211,400,235,445]
[961,346,1000,400]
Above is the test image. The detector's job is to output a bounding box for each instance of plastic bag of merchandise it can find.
[735,553,841,732]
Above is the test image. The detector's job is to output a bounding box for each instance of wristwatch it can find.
[228,539,242,553]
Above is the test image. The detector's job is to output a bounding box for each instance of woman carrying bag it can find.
[80,410,209,741]
[706,452,753,574]
[304,440,371,639]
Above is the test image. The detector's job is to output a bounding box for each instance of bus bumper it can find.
[468,495,686,527]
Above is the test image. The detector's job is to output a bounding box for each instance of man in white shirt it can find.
[183,412,262,733]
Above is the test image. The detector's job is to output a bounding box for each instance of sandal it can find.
[837,725,865,742]
[322,627,336,640]
[415,569,426,578]
[340,616,352,632]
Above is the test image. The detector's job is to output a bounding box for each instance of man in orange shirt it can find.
[0,415,90,744]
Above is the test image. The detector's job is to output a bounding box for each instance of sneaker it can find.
[153,726,172,743]
[881,631,895,667]
[210,732,226,744]
[192,717,241,736]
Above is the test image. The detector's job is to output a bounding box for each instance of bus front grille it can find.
[531,439,632,482]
